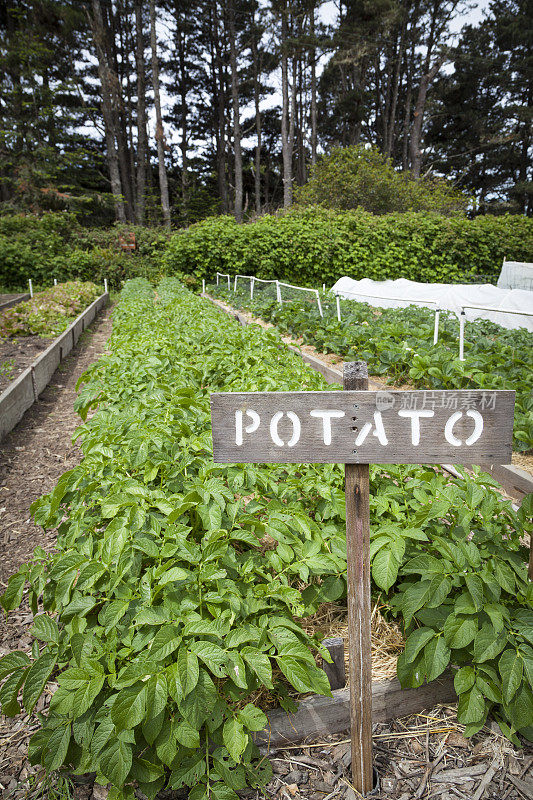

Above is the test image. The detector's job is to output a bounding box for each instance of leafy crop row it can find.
[0,279,532,800]
[211,285,533,453]
[0,281,101,337]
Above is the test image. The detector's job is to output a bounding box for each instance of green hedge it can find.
[0,213,171,290]
[163,209,533,287]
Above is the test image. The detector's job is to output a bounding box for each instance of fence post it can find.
[29,279,33,298]
[227,274,231,291]
[202,279,206,293]
[216,273,220,285]
[104,278,108,294]
[276,280,282,304]
[315,290,323,318]
[251,277,255,300]
[336,294,341,323]
[433,308,440,345]
[459,310,466,361]
[233,275,238,292]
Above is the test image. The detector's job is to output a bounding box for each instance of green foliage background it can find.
[164,209,533,287]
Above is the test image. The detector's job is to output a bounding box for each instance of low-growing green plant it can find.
[0,279,531,800]
[0,281,101,337]
[211,286,533,453]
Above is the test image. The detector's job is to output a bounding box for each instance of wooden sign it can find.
[211,388,515,465]
[210,368,515,798]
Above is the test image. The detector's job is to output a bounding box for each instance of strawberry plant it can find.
[0,278,532,799]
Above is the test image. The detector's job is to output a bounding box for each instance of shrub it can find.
[163,208,533,286]
[294,145,469,216]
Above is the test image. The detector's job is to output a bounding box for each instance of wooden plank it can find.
[0,293,30,312]
[211,389,515,465]
[0,368,34,440]
[254,675,456,750]
[321,637,346,690]
[488,463,533,500]
[344,362,373,795]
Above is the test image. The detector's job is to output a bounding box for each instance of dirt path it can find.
[0,306,112,798]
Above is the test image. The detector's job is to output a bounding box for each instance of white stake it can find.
[234,275,238,292]
[227,274,231,291]
[459,310,465,361]
[322,283,326,293]
[251,277,255,300]
[316,290,323,317]
[202,279,206,294]
[276,280,282,304]
[216,273,220,285]
[104,278,108,294]
[29,279,33,298]
[54,278,57,286]
[433,309,440,345]
[336,294,341,322]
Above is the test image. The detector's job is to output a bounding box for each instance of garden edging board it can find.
[0,292,109,441]
[203,293,533,501]
[0,292,30,312]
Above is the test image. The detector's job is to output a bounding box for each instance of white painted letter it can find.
[398,409,434,446]
[235,409,260,446]
[465,410,483,446]
[270,411,301,447]
[444,409,484,447]
[310,410,345,445]
[355,412,389,447]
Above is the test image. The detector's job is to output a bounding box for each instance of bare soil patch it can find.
[0,336,53,393]
[0,306,112,799]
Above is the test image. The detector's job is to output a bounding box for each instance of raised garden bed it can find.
[0,292,109,441]
[0,293,30,312]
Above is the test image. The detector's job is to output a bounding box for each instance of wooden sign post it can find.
[210,365,515,797]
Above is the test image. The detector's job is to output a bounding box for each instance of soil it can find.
[0,336,53,393]
[0,306,112,800]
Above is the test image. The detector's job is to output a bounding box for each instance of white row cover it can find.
[331,277,533,332]
[497,260,533,292]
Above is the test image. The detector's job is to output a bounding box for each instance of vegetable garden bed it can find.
[0,279,531,800]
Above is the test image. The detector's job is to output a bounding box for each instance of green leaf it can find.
[372,547,400,592]
[400,580,432,627]
[237,703,267,732]
[454,666,475,694]
[43,723,71,772]
[404,628,435,664]
[1,572,26,612]
[423,636,450,681]
[111,683,147,731]
[158,566,192,585]
[276,656,332,696]
[30,615,59,645]
[22,651,57,713]
[99,738,133,788]
[465,574,484,611]
[443,614,477,650]
[223,718,248,762]
[457,685,486,725]
[150,625,181,661]
[169,754,206,789]
[241,648,273,688]
[473,624,507,663]
[175,718,200,748]
[499,650,523,704]
[189,641,227,677]
[0,667,27,716]
[0,651,30,681]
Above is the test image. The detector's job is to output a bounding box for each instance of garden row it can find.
[0,280,532,800]
[210,284,533,454]
[2,209,533,292]
[0,281,102,338]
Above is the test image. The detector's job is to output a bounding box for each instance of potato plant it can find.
[212,286,533,453]
[0,278,532,800]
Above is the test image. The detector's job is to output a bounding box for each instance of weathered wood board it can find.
[211,389,515,465]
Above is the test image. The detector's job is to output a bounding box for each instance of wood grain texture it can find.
[253,675,456,751]
[344,362,373,796]
[321,637,346,690]
[210,389,515,465]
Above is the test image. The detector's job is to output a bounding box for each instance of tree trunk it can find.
[228,0,243,222]
[88,0,126,222]
[409,58,443,178]
[212,1,229,213]
[310,2,317,166]
[149,0,171,228]
[280,0,292,207]
[134,0,147,224]
[384,6,407,159]
[251,20,262,215]
[176,15,189,219]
